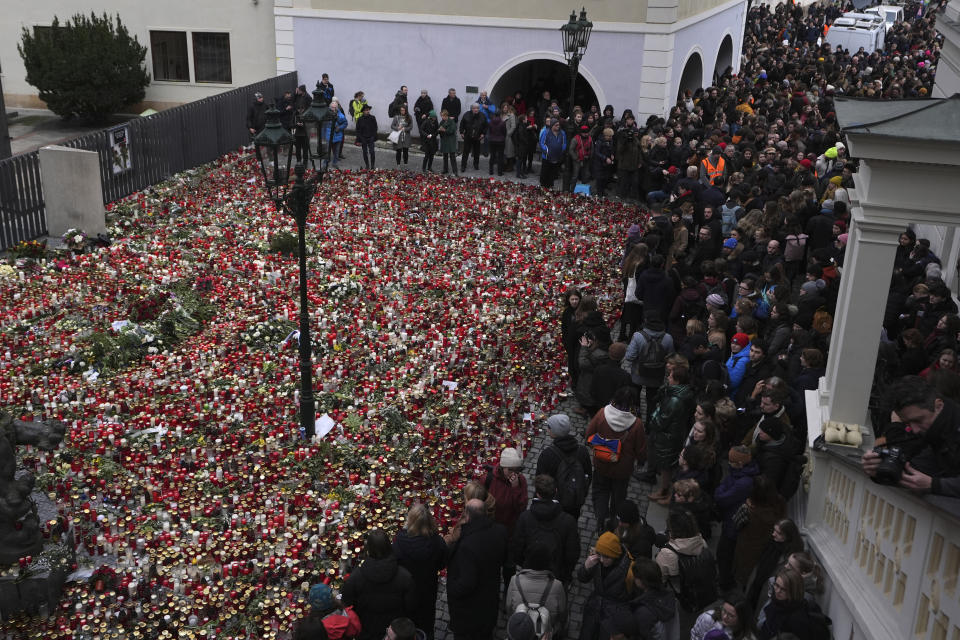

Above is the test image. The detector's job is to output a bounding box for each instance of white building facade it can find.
[0,1,276,111]
[274,0,747,130]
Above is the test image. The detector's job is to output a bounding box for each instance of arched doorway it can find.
[677,52,703,102]
[714,35,734,82]
[489,57,601,114]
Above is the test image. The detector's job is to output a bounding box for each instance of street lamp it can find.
[560,7,593,116]
[300,82,332,165]
[253,103,331,438]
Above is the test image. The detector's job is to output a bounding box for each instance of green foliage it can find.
[268,231,298,255]
[19,13,150,122]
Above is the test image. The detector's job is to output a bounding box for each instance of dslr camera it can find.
[871,446,908,485]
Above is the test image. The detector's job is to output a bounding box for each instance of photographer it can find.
[861,376,960,497]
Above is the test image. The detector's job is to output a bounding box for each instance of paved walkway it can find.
[431,394,664,640]
[7,108,134,155]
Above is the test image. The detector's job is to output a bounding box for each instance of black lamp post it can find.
[253,103,334,438]
[300,82,331,165]
[560,7,593,116]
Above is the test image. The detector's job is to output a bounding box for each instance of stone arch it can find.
[714,33,734,82]
[677,49,704,102]
[486,51,607,113]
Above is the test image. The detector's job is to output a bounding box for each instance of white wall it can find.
[0,1,276,110]
[290,16,632,132]
[671,0,746,99]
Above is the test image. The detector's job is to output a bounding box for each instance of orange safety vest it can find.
[702,156,726,185]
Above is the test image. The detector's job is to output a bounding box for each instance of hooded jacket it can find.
[610,587,679,640]
[535,435,593,500]
[511,499,580,583]
[393,530,447,634]
[655,534,707,578]
[586,405,647,480]
[635,268,676,323]
[341,555,416,640]
[726,343,752,399]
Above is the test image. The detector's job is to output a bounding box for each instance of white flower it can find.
[73,235,84,244]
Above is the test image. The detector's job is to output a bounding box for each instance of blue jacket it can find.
[475,98,495,121]
[726,344,751,399]
[322,111,349,143]
[539,128,567,163]
[714,461,759,538]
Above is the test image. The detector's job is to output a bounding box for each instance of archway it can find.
[677,52,704,102]
[488,54,602,115]
[714,34,734,82]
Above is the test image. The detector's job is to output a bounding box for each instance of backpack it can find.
[515,576,555,637]
[550,445,588,512]
[680,296,706,322]
[665,543,718,612]
[638,330,667,371]
[587,433,624,463]
[720,203,744,235]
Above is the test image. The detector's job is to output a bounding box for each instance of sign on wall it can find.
[110,126,132,175]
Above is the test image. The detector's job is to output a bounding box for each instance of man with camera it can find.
[861,376,960,497]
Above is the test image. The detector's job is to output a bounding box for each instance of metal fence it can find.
[0,72,298,251]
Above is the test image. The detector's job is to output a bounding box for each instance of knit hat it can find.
[799,158,813,169]
[759,416,786,440]
[728,446,753,466]
[506,612,536,640]
[609,342,628,362]
[835,142,845,150]
[723,237,738,249]
[707,293,727,308]
[801,280,823,295]
[825,147,838,159]
[500,447,523,469]
[731,333,750,348]
[545,414,571,438]
[617,500,640,525]
[595,532,623,558]
[308,583,334,611]
[428,110,436,118]
[628,224,642,239]
[821,199,834,211]
[837,233,848,247]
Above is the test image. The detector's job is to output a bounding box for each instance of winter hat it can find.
[500,447,523,469]
[707,293,727,308]
[758,416,786,440]
[723,237,738,250]
[609,342,628,362]
[617,500,640,525]
[731,333,750,348]
[834,220,847,233]
[428,110,437,118]
[825,147,838,159]
[545,414,571,438]
[821,199,834,211]
[506,612,537,640]
[799,158,813,169]
[704,630,731,640]
[837,233,849,247]
[835,142,845,150]
[308,583,335,612]
[801,280,823,295]
[628,224,642,239]
[595,532,623,558]
[361,103,372,112]
[728,446,753,466]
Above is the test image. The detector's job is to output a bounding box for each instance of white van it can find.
[825,14,886,53]
[865,5,905,30]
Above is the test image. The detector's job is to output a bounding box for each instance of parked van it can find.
[825,14,886,53]
[865,5,905,30]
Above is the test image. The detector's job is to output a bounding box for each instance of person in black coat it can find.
[393,504,447,640]
[441,88,462,123]
[591,342,633,410]
[459,104,488,172]
[805,206,835,252]
[754,418,804,500]
[511,475,581,584]
[536,414,593,520]
[342,529,417,640]
[446,499,508,640]
[636,254,676,325]
[759,567,831,640]
[246,92,267,136]
[356,104,378,169]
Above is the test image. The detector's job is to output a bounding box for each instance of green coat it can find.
[647,384,696,471]
[438,118,458,154]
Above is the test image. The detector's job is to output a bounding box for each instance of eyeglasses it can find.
[772,581,788,593]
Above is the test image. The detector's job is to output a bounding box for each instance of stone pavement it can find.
[431,395,659,640]
[7,108,133,156]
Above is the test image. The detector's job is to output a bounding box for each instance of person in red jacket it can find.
[484,446,529,595]
[297,582,362,640]
[586,386,647,533]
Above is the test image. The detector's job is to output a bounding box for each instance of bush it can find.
[18,13,150,122]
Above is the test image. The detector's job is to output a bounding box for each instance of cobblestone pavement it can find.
[431,395,657,640]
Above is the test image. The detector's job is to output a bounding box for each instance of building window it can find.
[150,31,189,82]
[192,32,231,84]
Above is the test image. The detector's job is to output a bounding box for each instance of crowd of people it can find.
[277,1,960,639]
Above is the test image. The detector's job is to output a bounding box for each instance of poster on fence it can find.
[110,126,132,175]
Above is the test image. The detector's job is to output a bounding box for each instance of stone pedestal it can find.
[38,145,106,238]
